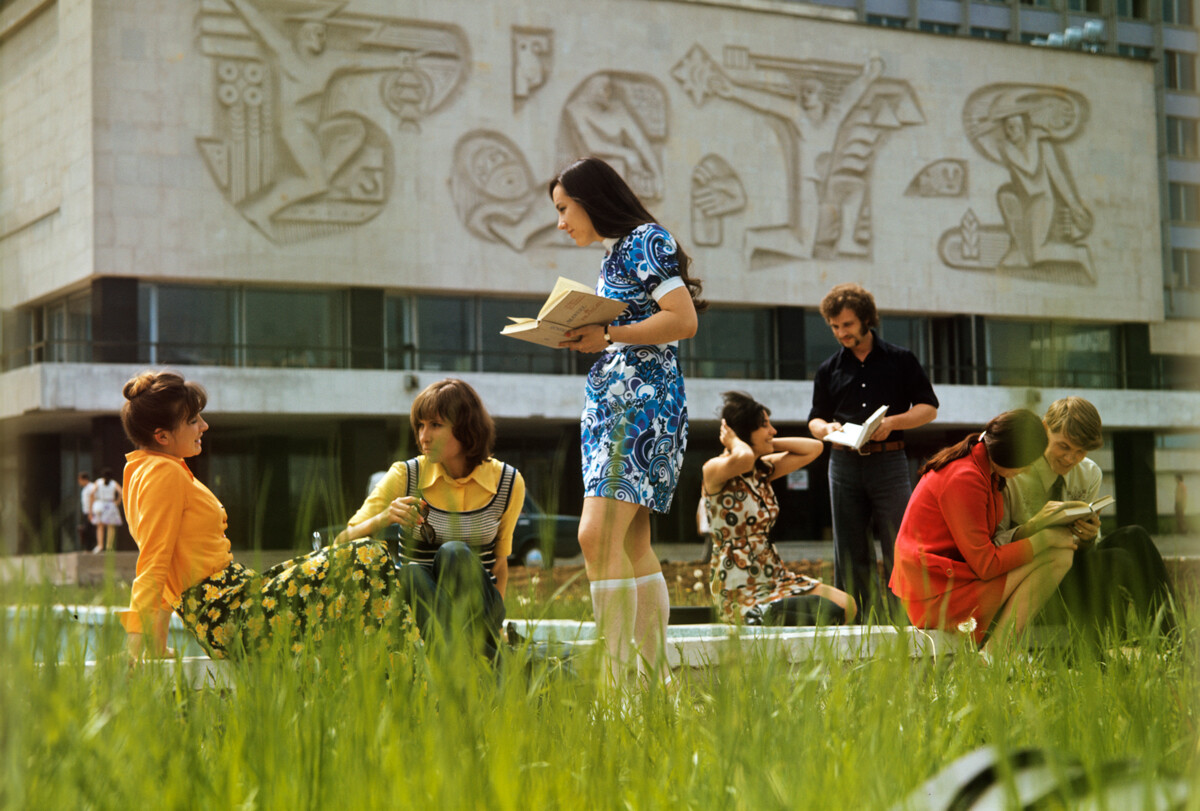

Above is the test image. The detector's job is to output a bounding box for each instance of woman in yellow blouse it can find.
[119,370,403,661]
[339,379,525,658]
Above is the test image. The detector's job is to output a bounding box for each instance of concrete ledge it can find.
[508,618,965,668]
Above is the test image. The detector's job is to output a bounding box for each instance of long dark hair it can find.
[918,409,1046,478]
[549,156,706,312]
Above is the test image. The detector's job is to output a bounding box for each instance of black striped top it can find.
[399,458,517,583]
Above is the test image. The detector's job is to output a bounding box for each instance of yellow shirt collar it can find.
[418,457,499,494]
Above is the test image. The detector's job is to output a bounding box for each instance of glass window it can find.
[1117,44,1153,59]
[1166,50,1197,91]
[803,310,842,377]
[1115,0,1149,17]
[0,308,35,371]
[1166,117,1199,158]
[415,296,475,372]
[1067,0,1103,11]
[243,288,346,368]
[142,284,237,366]
[1173,249,1200,289]
[880,316,931,370]
[479,297,565,374]
[1163,0,1193,23]
[384,294,413,370]
[866,14,907,27]
[1169,183,1200,223]
[918,21,959,34]
[683,307,774,379]
[970,27,1008,40]
[985,321,1120,388]
[46,291,91,363]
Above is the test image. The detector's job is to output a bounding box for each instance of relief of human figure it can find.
[224,0,426,235]
[964,86,1092,270]
[673,46,921,262]
[994,109,1092,267]
[560,73,666,200]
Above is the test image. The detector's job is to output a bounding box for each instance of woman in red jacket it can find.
[890,409,1077,648]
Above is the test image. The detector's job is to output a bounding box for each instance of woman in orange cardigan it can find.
[119,370,406,661]
[889,409,1077,648]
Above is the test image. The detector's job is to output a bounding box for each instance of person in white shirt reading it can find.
[995,397,1173,637]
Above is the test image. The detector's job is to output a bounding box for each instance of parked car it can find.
[509,493,581,568]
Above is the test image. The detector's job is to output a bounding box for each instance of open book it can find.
[500,276,628,348]
[824,405,888,451]
[1044,495,1115,526]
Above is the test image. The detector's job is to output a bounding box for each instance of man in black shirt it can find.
[808,283,939,617]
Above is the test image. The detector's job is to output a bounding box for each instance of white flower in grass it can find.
[692,582,704,592]
[956,616,978,635]
[693,569,704,580]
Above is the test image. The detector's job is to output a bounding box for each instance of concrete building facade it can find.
[1,0,1196,553]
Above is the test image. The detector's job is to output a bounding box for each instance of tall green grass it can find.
[2,576,1196,811]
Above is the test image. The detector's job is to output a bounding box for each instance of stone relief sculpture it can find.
[447,130,556,250]
[905,159,967,197]
[939,84,1094,282]
[558,72,669,200]
[672,44,923,266]
[512,28,552,103]
[196,0,467,243]
[691,154,746,247]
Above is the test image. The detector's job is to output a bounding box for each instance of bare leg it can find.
[812,583,858,624]
[579,497,645,686]
[94,523,104,553]
[986,546,1074,651]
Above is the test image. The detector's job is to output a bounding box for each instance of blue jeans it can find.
[396,541,506,658]
[827,448,913,615]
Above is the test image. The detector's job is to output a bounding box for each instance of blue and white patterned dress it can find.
[581,223,688,513]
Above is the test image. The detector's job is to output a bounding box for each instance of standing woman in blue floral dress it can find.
[549,156,705,685]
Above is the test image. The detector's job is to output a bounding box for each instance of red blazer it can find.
[890,441,1034,601]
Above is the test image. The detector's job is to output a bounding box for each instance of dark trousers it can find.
[828,448,912,618]
[396,542,506,658]
[1044,525,1174,635]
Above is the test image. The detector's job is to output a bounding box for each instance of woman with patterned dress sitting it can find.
[703,391,856,626]
[119,371,406,662]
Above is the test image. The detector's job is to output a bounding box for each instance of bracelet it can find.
[604,326,613,345]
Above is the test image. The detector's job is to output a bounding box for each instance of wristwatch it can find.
[604,326,613,345]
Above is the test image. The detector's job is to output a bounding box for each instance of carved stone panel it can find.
[557,71,669,201]
[195,0,468,243]
[938,84,1094,283]
[448,130,555,250]
[672,44,924,266]
[512,27,552,104]
[906,160,967,197]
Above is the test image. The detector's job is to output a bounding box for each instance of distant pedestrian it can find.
[91,467,123,552]
[77,472,96,552]
[1175,474,1188,535]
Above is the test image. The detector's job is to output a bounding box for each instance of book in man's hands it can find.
[1044,495,1115,526]
[823,405,888,451]
[500,276,628,348]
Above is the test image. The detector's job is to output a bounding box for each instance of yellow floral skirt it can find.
[173,540,405,658]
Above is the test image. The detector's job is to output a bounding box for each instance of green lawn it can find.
[2,577,1196,810]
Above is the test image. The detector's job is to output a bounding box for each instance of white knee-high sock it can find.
[633,572,671,681]
[590,578,637,685]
